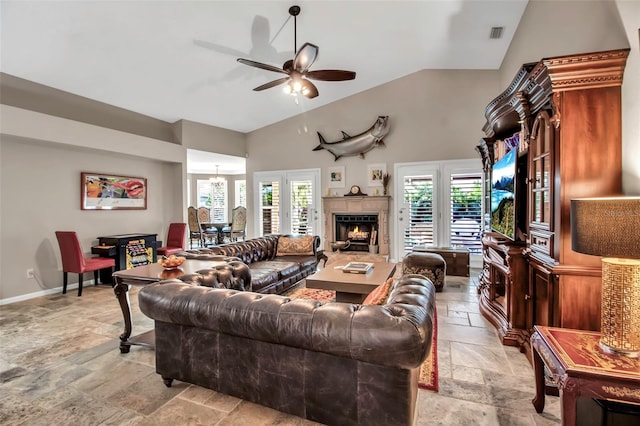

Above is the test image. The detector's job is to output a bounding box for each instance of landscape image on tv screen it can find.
[491,148,516,240]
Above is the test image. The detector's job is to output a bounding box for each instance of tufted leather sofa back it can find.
[178,235,317,265]
[175,257,252,291]
[139,274,435,369]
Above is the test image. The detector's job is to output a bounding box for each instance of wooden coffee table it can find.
[306,261,397,303]
[112,259,226,353]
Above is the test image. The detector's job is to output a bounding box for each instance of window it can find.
[449,173,483,254]
[403,175,435,254]
[259,180,280,235]
[395,159,483,262]
[290,179,313,235]
[254,169,320,237]
[197,178,228,222]
[235,180,247,208]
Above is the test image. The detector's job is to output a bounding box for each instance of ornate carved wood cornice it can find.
[482,49,629,140]
[482,64,535,138]
[543,49,629,92]
[475,138,494,171]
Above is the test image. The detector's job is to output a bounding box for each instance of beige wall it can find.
[500,0,638,193]
[0,136,181,300]
[245,69,498,236]
[499,0,629,86]
[0,103,241,302]
[179,120,246,157]
[1,73,178,143]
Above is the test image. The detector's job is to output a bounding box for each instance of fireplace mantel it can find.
[322,196,391,255]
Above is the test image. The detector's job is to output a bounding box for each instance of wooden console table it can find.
[531,326,640,425]
[112,259,226,353]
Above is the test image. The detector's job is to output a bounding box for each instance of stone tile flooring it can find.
[0,260,561,425]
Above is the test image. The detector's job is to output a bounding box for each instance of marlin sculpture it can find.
[313,116,390,160]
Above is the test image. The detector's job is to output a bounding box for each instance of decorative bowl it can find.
[159,255,185,269]
[330,241,351,251]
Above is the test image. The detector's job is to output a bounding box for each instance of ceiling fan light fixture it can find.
[236,5,355,99]
[283,78,308,96]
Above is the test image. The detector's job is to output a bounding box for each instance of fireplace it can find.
[322,195,390,255]
[335,214,378,252]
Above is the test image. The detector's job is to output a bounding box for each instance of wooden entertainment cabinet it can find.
[476,49,629,359]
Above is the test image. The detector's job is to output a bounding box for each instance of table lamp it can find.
[571,197,640,358]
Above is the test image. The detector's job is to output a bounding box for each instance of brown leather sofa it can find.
[177,234,322,295]
[138,272,436,425]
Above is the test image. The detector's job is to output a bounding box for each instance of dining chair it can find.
[55,231,116,296]
[157,223,187,256]
[198,206,219,246]
[187,206,204,248]
[225,206,247,242]
[197,207,210,223]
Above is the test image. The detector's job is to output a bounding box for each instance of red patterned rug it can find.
[419,307,438,392]
[286,286,438,392]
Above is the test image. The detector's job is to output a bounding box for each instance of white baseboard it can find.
[0,280,97,305]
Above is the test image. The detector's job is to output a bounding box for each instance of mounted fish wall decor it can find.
[313,116,390,160]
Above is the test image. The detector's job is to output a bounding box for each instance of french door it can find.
[253,169,321,238]
[394,163,440,258]
[394,159,483,263]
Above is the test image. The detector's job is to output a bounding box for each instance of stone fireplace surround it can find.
[322,196,390,255]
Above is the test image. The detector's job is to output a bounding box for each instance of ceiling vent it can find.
[489,26,504,39]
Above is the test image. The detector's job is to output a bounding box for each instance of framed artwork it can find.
[81,172,147,210]
[327,166,346,188]
[367,163,387,187]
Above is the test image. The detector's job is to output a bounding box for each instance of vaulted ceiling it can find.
[1,0,528,134]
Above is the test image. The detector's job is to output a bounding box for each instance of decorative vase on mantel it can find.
[382,173,390,196]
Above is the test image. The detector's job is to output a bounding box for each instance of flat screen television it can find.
[491,148,517,240]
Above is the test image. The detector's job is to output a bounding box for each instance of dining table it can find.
[200,222,230,244]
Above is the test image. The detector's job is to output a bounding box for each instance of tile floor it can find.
[0,259,561,425]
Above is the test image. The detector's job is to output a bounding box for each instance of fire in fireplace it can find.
[335,214,378,251]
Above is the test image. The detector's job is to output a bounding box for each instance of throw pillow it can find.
[363,278,394,305]
[276,236,315,256]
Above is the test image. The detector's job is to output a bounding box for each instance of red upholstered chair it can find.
[157,223,187,256]
[55,231,115,296]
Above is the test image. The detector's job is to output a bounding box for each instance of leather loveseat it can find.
[138,272,436,425]
[177,234,322,295]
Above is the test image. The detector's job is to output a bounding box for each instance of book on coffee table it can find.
[342,262,374,274]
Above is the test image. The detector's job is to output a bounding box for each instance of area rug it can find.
[285,286,336,303]
[286,285,438,392]
[418,307,438,392]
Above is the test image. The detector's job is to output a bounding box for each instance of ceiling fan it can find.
[237,5,356,99]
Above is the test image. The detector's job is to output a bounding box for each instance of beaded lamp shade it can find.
[571,197,640,357]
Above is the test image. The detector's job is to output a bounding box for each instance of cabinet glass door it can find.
[529,111,553,228]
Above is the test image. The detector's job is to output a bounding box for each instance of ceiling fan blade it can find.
[253,77,290,91]
[306,69,357,81]
[237,58,288,75]
[293,42,319,72]
[302,79,319,99]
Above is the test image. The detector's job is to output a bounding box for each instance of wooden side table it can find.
[531,326,640,425]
